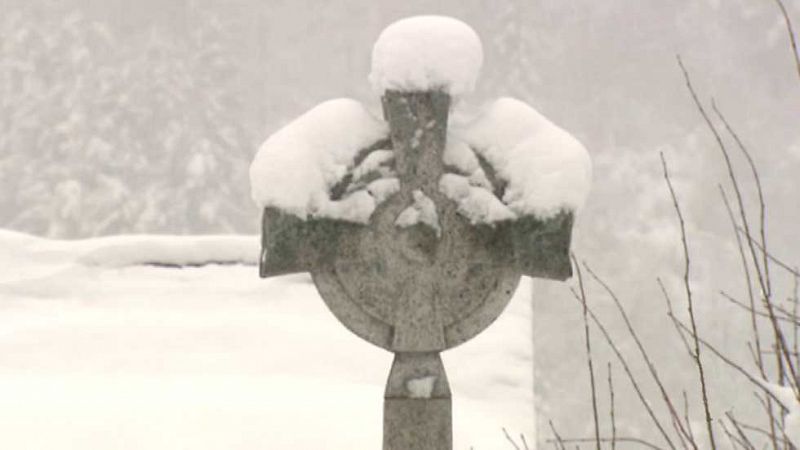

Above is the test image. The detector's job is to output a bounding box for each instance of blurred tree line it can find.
[0,3,255,237]
[0,0,545,239]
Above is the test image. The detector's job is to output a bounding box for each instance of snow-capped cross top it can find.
[369,16,483,97]
[249,16,591,226]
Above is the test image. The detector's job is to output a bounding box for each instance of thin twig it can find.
[735,410,794,449]
[794,271,799,372]
[719,419,750,450]
[546,437,666,450]
[572,254,601,450]
[736,412,777,440]
[660,150,716,450]
[583,261,696,448]
[680,54,799,396]
[658,278,694,357]
[712,101,771,295]
[549,420,567,450]
[664,294,796,446]
[717,139,778,450]
[720,186,766,370]
[710,100,800,423]
[521,434,530,450]
[720,290,800,325]
[504,427,521,450]
[756,390,794,448]
[568,287,677,450]
[773,0,800,80]
[676,56,766,297]
[682,391,697,446]
[761,350,800,356]
[726,411,757,450]
[736,225,800,278]
[608,362,617,450]
[667,313,786,408]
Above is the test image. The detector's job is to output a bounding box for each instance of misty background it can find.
[1,0,799,446]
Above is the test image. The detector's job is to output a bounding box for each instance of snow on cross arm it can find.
[438,136,518,224]
[248,98,389,223]
[455,97,592,220]
[369,16,483,96]
[439,173,515,224]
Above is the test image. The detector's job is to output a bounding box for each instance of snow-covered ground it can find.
[0,230,534,449]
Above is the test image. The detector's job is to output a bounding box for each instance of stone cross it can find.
[256,16,577,450]
[258,90,574,450]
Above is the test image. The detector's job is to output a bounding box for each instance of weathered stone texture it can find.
[258,89,576,450]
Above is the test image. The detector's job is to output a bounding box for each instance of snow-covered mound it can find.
[248,98,390,222]
[369,16,483,96]
[77,234,258,268]
[0,230,535,449]
[0,229,257,284]
[454,97,592,220]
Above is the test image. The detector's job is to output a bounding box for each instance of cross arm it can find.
[506,211,574,281]
[259,207,363,278]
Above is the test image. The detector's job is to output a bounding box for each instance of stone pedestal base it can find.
[383,352,452,450]
[384,398,452,450]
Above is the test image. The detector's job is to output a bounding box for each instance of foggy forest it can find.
[1,0,799,448]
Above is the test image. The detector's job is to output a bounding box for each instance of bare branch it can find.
[773,0,800,80]
[658,278,694,357]
[583,261,696,447]
[568,287,677,450]
[734,409,794,449]
[725,411,757,450]
[736,225,800,278]
[608,362,617,450]
[546,437,666,450]
[571,254,601,450]
[720,290,800,326]
[660,150,716,450]
[676,55,767,299]
[735,412,777,440]
[720,187,780,449]
[682,391,697,446]
[549,420,567,450]
[712,101,771,297]
[678,55,799,397]
[719,185,766,370]
[718,419,750,450]
[521,433,531,450]
[504,427,521,450]
[794,272,799,372]
[669,314,787,409]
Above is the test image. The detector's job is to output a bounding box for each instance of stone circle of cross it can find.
[250,15,590,450]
